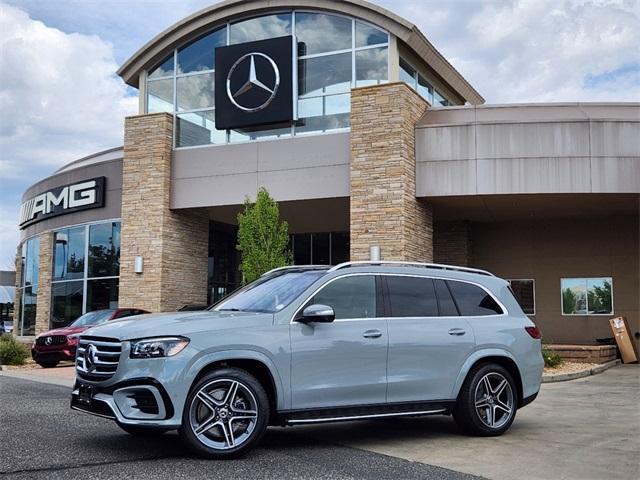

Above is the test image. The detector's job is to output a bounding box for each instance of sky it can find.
[0,0,639,270]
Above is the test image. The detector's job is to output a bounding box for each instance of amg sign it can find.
[19,177,105,228]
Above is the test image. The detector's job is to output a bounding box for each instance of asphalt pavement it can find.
[0,375,481,480]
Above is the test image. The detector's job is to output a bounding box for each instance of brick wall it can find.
[350,82,433,262]
[118,113,209,312]
[34,232,53,334]
[434,221,472,266]
[13,245,22,327]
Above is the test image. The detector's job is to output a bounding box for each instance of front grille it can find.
[36,335,67,346]
[76,336,122,381]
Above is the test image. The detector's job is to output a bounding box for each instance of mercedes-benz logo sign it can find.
[226,52,280,112]
[44,336,52,346]
[84,344,97,373]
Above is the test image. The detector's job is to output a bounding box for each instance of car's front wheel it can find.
[179,367,269,459]
[453,363,517,436]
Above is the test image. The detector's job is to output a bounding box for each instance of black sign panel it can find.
[215,35,293,130]
[19,177,105,228]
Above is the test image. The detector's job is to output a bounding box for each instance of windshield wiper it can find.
[217,308,243,312]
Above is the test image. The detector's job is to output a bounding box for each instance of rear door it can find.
[385,275,476,402]
[290,274,388,409]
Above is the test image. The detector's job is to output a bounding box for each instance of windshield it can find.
[213,270,326,313]
[70,310,115,327]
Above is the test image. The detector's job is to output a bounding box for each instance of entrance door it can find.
[290,275,388,409]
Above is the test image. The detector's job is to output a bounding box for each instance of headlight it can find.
[130,337,189,359]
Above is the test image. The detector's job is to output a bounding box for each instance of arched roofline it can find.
[117,0,484,104]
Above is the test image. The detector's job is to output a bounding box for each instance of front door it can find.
[290,275,388,409]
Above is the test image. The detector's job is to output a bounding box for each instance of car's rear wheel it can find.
[38,361,59,368]
[179,367,269,459]
[117,424,170,436]
[453,363,517,436]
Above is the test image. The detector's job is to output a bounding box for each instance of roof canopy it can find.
[117,0,484,104]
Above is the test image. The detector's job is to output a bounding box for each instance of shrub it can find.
[0,335,29,365]
[542,347,563,368]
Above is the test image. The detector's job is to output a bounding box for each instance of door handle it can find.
[448,328,466,336]
[363,329,382,339]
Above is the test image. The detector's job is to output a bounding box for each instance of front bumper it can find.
[70,377,180,427]
[32,347,76,363]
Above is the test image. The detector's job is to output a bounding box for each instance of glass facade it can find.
[400,57,451,106]
[18,236,39,335]
[146,11,389,147]
[290,231,349,266]
[51,221,121,328]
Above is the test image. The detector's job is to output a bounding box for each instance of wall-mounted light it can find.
[134,256,144,274]
[370,246,381,262]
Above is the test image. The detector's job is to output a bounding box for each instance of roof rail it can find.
[261,265,331,277]
[327,261,495,277]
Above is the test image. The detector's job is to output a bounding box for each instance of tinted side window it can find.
[447,281,503,316]
[434,279,459,316]
[313,275,376,319]
[386,276,438,317]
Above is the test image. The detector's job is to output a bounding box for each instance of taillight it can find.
[525,326,541,339]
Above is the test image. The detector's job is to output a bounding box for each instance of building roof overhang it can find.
[117,0,484,105]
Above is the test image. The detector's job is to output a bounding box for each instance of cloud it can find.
[0,3,137,267]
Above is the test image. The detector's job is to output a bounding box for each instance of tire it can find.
[118,424,170,436]
[179,367,270,459]
[38,361,59,368]
[453,363,517,436]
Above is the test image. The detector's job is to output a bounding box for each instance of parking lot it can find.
[1,365,638,480]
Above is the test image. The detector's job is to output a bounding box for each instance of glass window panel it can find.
[400,58,416,89]
[147,78,174,113]
[586,278,613,314]
[295,12,351,56]
[417,75,434,103]
[176,110,226,147]
[21,286,37,336]
[434,279,459,316]
[508,280,535,315]
[229,13,291,44]
[53,227,85,281]
[298,52,352,96]
[330,232,349,265]
[325,93,350,115]
[561,278,587,315]
[295,112,350,134]
[87,278,119,311]
[312,233,330,265]
[177,73,215,111]
[355,20,388,47]
[313,275,376,320]
[447,281,503,316]
[148,55,174,79]
[387,276,439,317]
[434,90,449,106]
[177,28,226,74]
[355,47,388,87]
[298,96,322,118]
[88,222,121,278]
[20,241,27,286]
[51,280,83,328]
[293,234,311,265]
[23,237,39,289]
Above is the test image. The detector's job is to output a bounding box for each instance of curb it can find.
[542,359,621,383]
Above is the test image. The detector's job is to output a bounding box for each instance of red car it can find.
[31,308,149,368]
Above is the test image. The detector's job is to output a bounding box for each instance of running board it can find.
[286,408,446,425]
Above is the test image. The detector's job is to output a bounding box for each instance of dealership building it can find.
[15,0,639,350]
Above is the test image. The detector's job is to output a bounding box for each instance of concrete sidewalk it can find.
[0,364,75,388]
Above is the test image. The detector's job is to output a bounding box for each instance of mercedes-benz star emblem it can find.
[226,52,280,112]
[44,336,52,346]
[84,344,97,373]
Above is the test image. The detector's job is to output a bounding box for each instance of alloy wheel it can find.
[474,372,514,429]
[188,378,259,450]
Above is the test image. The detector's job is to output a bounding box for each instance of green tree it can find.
[236,188,291,284]
[562,288,576,314]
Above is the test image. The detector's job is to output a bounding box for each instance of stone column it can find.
[35,231,53,334]
[350,82,433,262]
[118,112,209,312]
[434,221,473,266]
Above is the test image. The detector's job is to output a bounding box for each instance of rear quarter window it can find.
[447,280,503,316]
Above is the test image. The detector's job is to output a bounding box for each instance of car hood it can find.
[36,326,87,338]
[82,310,275,341]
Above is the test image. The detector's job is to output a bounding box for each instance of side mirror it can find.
[300,304,335,323]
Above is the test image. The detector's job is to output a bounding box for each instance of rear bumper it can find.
[520,390,539,408]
